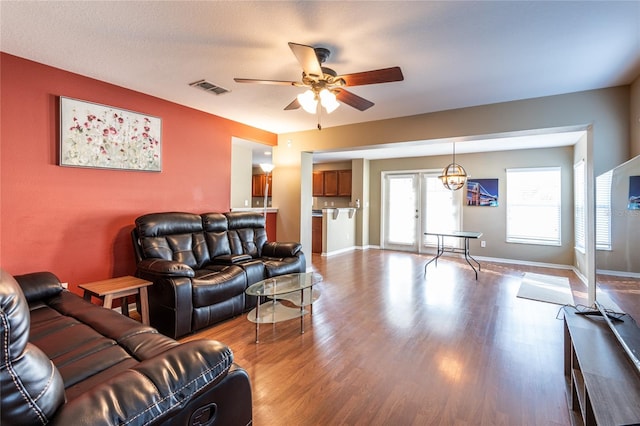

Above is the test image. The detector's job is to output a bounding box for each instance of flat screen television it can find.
[593,300,640,374]
[594,154,640,372]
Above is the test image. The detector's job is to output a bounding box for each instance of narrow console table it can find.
[563,307,640,425]
[424,231,482,279]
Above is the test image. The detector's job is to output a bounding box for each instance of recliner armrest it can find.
[14,271,64,304]
[50,340,235,426]
[262,242,302,258]
[212,254,253,265]
[137,259,195,278]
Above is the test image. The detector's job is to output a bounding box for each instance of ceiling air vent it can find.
[189,79,230,95]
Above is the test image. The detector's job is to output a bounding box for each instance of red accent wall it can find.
[0,53,276,293]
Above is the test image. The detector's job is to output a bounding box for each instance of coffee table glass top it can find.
[246,272,322,297]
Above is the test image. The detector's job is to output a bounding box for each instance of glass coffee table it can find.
[246,272,322,343]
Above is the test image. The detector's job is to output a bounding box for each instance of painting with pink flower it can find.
[59,97,161,171]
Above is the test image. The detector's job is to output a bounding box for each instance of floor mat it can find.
[516,272,574,306]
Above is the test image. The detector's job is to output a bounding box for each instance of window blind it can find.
[574,161,585,253]
[595,170,613,250]
[506,167,562,246]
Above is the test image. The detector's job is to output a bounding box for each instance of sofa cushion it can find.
[0,270,65,425]
[224,212,268,258]
[136,212,203,237]
[202,213,231,258]
[136,212,211,268]
[192,266,246,308]
[202,212,228,232]
[205,230,233,258]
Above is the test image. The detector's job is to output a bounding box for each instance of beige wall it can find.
[230,143,253,208]
[273,86,631,281]
[352,159,370,247]
[369,146,576,265]
[631,75,640,157]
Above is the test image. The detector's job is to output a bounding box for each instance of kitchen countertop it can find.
[231,207,278,213]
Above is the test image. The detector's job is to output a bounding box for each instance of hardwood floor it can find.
[182,250,585,425]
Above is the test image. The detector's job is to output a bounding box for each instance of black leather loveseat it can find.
[0,269,252,426]
[132,211,306,339]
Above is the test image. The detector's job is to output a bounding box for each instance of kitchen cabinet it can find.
[252,174,272,198]
[337,170,352,197]
[323,171,339,196]
[312,216,323,253]
[312,172,324,197]
[313,169,351,197]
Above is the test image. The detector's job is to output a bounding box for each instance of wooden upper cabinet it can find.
[252,174,272,198]
[323,170,339,196]
[337,170,352,197]
[312,172,324,197]
[252,174,264,197]
[313,169,352,197]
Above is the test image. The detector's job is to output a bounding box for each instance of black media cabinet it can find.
[563,307,640,425]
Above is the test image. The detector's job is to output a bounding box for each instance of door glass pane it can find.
[423,176,461,247]
[387,176,417,245]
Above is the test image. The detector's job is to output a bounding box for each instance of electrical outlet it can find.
[480,241,486,248]
[60,282,68,289]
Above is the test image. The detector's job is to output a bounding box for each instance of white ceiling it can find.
[1,1,638,164]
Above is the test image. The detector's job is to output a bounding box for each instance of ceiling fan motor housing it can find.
[314,47,331,64]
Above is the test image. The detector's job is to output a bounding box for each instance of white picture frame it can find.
[59,96,162,171]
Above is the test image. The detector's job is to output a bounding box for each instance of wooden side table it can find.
[78,276,152,325]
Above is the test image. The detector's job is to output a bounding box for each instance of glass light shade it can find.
[259,163,274,173]
[297,90,317,114]
[439,163,468,191]
[319,89,340,113]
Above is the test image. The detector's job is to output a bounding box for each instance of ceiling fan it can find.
[234,42,404,129]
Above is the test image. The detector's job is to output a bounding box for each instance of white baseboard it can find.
[471,254,574,271]
[321,246,357,257]
[315,247,591,282]
[596,269,640,279]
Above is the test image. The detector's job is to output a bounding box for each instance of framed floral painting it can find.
[59,97,161,171]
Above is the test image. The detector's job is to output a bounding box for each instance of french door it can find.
[382,171,462,253]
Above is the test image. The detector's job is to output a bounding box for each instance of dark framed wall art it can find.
[628,175,640,210]
[59,96,162,171]
[467,178,499,207]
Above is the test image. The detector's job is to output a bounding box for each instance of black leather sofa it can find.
[0,269,252,426]
[132,211,306,339]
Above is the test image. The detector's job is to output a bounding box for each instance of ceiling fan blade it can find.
[284,98,301,110]
[234,78,299,86]
[339,66,404,86]
[288,42,323,79]
[335,89,375,111]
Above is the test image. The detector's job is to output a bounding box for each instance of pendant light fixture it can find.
[439,142,468,191]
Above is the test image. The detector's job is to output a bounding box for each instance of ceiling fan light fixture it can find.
[319,89,340,113]
[297,90,318,113]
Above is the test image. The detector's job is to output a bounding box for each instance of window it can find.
[506,167,561,246]
[595,170,613,250]
[574,161,585,253]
